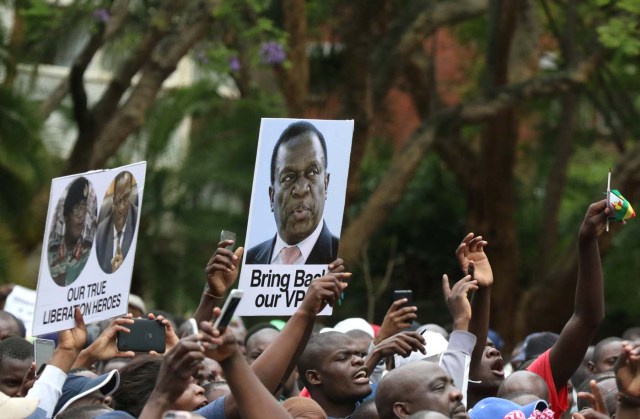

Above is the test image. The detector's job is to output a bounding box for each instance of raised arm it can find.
[455,233,493,379]
[549,200,608,390]
[193,240,244,324]
[222,259,350,418]
[26,308,87,418]
[200,316,293,419]
[441,273,478,399]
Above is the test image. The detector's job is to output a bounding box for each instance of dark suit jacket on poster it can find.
[96,205,137,273]
[246,221,339,264]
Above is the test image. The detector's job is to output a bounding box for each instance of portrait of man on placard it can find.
[246,120,340,265]
[47,176,97,287]
[96,171,139,273]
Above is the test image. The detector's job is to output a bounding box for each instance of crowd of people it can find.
[1,198,639,419]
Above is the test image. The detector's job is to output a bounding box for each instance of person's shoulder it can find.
[246,237,275,264]
[97,214,111,231]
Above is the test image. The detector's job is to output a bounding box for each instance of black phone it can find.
[393,290,413,308]
[213,289,244,333]
[117,318,166,353]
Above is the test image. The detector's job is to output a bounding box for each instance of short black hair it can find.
[0,310,26,338]
[0,336,34,362]
[592,337,622,364]
[63,177,89,217]
[297,332,346,388]
[112,355,161,417]
[270,121,328,185]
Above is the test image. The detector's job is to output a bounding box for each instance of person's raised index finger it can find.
[441,274,451,298]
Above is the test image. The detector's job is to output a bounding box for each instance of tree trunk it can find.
[281,0,308,118]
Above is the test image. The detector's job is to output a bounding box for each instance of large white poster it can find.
[237,119,353,316]
[33,162,146,336]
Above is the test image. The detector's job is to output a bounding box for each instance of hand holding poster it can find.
[237,119,353,316]
[33,162,146,336]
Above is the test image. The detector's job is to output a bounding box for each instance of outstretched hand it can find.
[205,240,244,298]
[373,331,426,359]
[147,313,179,354]
[442,274,477,330]
[576,379,609,417]
[58,307,87,353]
[298,272,351,316]
[615,341,640,399]
[375,298,417,345]
[84,315,135,362]
[455,233,493,288]
[199,307,239,362]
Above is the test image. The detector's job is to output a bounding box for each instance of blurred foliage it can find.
[1,0,640,339]
[133,84,285,314]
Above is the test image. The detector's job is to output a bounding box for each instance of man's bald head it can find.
[0,311,24,340]
[497,371,549,402]
[245,327,280,364]
[376,362,466,419]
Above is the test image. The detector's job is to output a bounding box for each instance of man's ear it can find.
[587,360,596,374]
[306,369,321,385]
[269,186,275,212]
[392,402,410,418]
[324,173,330,199]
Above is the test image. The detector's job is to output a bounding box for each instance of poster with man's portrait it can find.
[237,118,353,316]
[33,162,146,336]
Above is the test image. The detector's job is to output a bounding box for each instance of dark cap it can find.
[63,177,90,217]
[54,369,119,415]
[514,332,559,363]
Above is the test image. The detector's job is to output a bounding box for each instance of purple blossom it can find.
[92,8,110,23]
[259,41,286,65]
[229,56,241,72]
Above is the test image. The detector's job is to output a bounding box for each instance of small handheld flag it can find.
[609,189,635,223]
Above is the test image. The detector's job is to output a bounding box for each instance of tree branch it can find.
[39,0,130,119]
[88,1,219,169]
[371,0,488,104]
[91,0,190,127]
[338,53,601,265]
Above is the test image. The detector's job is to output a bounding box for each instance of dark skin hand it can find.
[205,240,244,297]
[194,240,244,324]
[442,274,477,331]
[72,314,135,368]
[365,331,425,373]
[18,362,36,397]
[575,379,611,419]
[375,299,418,345]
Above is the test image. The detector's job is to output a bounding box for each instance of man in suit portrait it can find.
[246,121,339,264]
[96,171,137,273]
